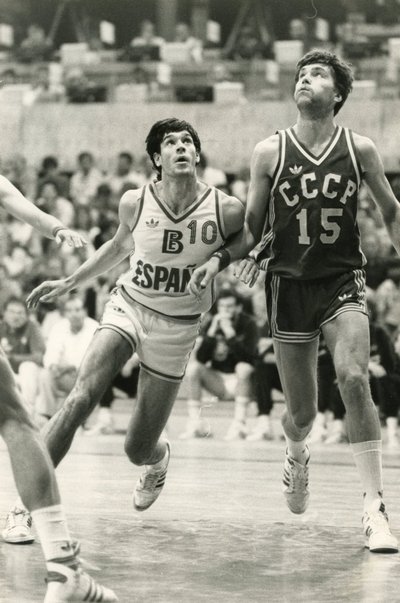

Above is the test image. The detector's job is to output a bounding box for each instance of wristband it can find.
[211,248,231,270]
[52,225,67,238]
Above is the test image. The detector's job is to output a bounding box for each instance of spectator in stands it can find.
[247,320,280,441]
[0,68,17,86]
[131,19,165,49]
[37,155,70,199]
[180,289,258,440]
[0,264,22,317]
[228,23,273,60]
[174,22,202,62]
[3,244,34,283]
[107,152,146,200]
[37,295,112,424]
[36,180,75,227]
[17,24,53,63]
[70,151,104,206]
[0,297,45,417]
[64,67,107,103]
[197,152,228,188]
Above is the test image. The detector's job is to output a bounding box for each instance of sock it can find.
[233,396,249,423]
[351,440,383,510]
[14,496,27,512]
[31,505,76,567]
[187,399,201,421]
[285,436,309,464]
[146,444,169,471]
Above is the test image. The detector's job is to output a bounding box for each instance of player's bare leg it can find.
[323,311,398,552]
[273,338,319,514]
[126,370,179,511]
[0,349,118,600]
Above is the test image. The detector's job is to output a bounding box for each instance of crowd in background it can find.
[1,149,400,444]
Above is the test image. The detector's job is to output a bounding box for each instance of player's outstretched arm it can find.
[27,189,139,308]
[0,175,85,247]
[356,134,400,256]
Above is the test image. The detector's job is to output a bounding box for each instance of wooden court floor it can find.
[1,399,400,603]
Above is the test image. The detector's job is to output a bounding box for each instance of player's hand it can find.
[188,257,220,299]
[368,361,386,378]
[234,257,259,288]
[26,279,72,309]
[55,228,86,248]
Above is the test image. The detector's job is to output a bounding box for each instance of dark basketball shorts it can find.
[265,269,367,343]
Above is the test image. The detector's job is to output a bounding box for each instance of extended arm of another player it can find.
[27,193,136,307]
[359,136,400,256]
[0,175,78,242]
[189,142,272,294]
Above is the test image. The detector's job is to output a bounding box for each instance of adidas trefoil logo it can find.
[146,217,159,228]
[289,164,303,175]
[338,293,351,301]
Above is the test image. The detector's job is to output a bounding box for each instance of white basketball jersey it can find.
[117,183,226,318]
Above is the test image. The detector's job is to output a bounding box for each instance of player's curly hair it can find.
[295,50,354,115]
[145,118,201,180]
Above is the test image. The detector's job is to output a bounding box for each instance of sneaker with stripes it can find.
[44,563,118,602]
[363,499,398,553]
[133,442,170,511]
[2,507,34,544]
[282,448,310,514]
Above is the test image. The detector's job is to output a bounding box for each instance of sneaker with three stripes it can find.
[282,448,310,514]
[363,499,398,553]
[133,442,170,511]
[45,562,118,602]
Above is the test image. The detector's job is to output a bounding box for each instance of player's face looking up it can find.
[294,63,341,116]
[154,130,199,177]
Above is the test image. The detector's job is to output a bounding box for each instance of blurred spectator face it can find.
[140,20,156,43]
[217,295,240,320]
[64,298,86,332]
[41,181,58,202]
[1,69,17,85]
[47,256,64,279]
[362,234,381,259]
[117,153,133,176]
[78,153,93,173]
[4,301,28,329]
[175,23,191,42]
[27,24,46,44]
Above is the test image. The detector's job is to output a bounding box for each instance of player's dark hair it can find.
[295,50,353,115]
[217,288,243,305]
[145,118,201,180]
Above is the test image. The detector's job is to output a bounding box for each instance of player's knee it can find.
[337,365,368,398]
[291,407,316,430]
[235,362,253,381]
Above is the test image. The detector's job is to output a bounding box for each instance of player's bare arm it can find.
[189,136,277,295]
[355,134,400,256]
[27,188,140,308]
[0,175,85,247]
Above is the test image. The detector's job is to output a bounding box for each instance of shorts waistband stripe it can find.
[141,362,183,382]
[120,287,201,323]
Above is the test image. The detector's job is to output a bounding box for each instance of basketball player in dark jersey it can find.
[0,176,116,600]
[190,50,399,553]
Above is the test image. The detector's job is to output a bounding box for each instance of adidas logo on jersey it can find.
[289,164,303,175]
[146,218,159,228]
[338,293,351,301]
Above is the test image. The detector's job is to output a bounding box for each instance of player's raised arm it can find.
[0,174,85,246]
[356,134,400,256]
[27,189,139,308]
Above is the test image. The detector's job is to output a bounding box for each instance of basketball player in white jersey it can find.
[12,118,244,538]
[189,50,400,553]
[0,176,117,601]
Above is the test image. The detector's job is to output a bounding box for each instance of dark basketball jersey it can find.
[255,126,366,279]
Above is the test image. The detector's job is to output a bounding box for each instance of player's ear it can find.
[153,153,161,167]
[334,92,342,103]
[195,152,200,164]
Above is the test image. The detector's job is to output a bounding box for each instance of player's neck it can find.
[294,114,336,147]
[157,175,201,213]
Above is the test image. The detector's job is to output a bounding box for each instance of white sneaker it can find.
[363,499,398,553]
[179,419,211,440]
[224,420,248,441]
[2,508,34,544]
[133,442,170,511]
[282,448,310,514]
[247,416,274,441]
[44,562,118,602]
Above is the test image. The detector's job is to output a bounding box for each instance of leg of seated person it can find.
[18,361,41,414]
[180,360,228,438]
[225,362,253,440]
[37,368,58,424]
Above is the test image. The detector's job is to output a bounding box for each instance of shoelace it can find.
[6,509,31,529]
[139,468,165,490]
[287,460,308,491]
